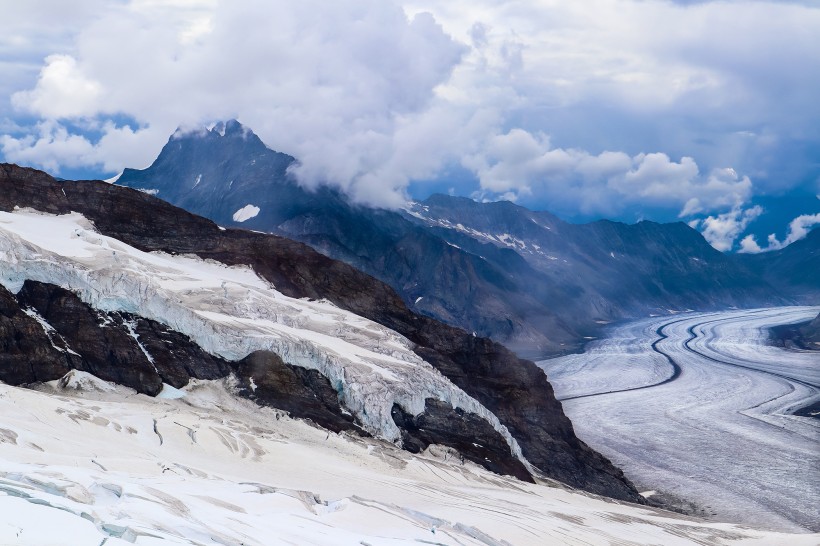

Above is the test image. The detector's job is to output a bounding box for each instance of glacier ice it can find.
[0,209,524,463]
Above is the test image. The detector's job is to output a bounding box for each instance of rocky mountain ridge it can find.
[0,162,642,502]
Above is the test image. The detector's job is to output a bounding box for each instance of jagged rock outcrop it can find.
[17,280,165,396]
[129,316,232,388]
[770,312,820,352]
[0,163,643,502]
[392,399,533,482]
[0,283,75,385]
[234,351,362,434]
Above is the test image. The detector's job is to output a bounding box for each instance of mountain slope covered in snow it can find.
[0,162,639,502]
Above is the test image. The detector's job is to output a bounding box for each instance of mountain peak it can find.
[159,119,277,161]
[211,118,253,138]
[170,124,210,141]
[169,119,258,142]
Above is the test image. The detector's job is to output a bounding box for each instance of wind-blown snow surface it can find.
[0,208,518,453]
[539,307,820,533]
[1,377,815,546]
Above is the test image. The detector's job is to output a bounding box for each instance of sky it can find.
[2,0,819,252]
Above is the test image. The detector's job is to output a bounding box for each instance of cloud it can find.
[1,120,163,174]
[12,55,102,118]
[738,212,820,253]
[738,234,763,253]
[692,205,763,252]
[2,0,819,217]
[463,128,753,217]
[407,0,820,195]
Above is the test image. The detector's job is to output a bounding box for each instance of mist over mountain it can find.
[116,121,813,358]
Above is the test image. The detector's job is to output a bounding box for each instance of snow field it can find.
[0,377,815,545]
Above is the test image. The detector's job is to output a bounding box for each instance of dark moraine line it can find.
[682,318,820,390]
[559,319,686,402]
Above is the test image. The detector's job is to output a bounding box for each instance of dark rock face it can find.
[233,351,362,434]
[408,327,638,502]
[770,312,820,351]
[803,313,820,347]
[392,399,533,482]
[129,317,232,388]
[17,280,165,396]
[0,284,75,385]
[0,163,643,502]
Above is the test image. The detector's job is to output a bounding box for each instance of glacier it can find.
[0,208,524,460]
[540,307,820,532]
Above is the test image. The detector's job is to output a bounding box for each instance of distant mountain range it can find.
[115,120,816,357]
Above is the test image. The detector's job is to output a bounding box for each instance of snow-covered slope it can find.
[1,376,815,546]
[0,208,518,452]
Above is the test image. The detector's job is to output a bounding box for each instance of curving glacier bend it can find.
[0,208,521,458]
[540,307,820,533]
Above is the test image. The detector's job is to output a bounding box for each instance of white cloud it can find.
[698,205,763,252]
[2,0,818,213]
[738,212,820,253]
[406,0,820,194]
[1,120,163,175]
[462,128,753,217]
[12,55,102,118]
[738,234,763,254]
